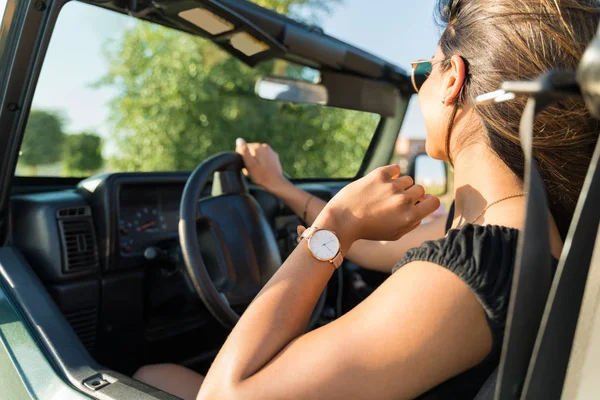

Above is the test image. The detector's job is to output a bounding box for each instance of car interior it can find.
[0,0,599,400]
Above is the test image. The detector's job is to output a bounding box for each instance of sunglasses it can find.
[410,58,451,93]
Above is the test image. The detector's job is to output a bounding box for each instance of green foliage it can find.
[99,0,378,178]
[62,133,104,176]
[20,110,65,167]
[253,0,341,21]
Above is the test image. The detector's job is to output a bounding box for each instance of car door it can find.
[0,281,91,399]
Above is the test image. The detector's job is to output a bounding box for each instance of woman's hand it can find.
[235,138,289,194]
[314,164,441,252]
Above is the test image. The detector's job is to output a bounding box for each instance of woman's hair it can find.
[435,0,600,238]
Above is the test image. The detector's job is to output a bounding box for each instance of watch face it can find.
[308,229,340,261]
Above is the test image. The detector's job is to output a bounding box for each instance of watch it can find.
[299,226,344,269]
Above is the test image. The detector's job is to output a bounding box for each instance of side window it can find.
[17,1,381,178]
[0,1,7,21]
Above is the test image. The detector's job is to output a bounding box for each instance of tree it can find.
[62,133,104,176]
[252,0,340,21]
[99,0,379,178]
[20,110,65,171]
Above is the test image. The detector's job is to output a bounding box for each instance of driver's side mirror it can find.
[407,153,448,196]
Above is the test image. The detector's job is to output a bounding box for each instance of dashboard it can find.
[9,171,348,377]
[12,172,322,274]
[118,184,183,256]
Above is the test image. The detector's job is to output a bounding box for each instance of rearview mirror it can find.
[256,72,400,117]
[255,77,328,105]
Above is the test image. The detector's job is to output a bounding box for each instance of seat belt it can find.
[520,130,600,399]
[493,90,556,400]
[519,25,600,398]
[473,64,600,400]
[472,70,582,400]
[475,25,600,399]
[474,368,499,400]
[504,28,600,399]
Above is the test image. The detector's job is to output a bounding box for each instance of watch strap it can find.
[300,226,318,241]
[331,251,344,269]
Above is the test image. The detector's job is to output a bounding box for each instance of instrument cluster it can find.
[118,184,183,256]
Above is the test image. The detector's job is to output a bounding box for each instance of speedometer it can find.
[118,207,166,256]
[133,207,164,234]
[118,184,181,257]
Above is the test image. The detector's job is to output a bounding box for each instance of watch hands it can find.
[320,239,338,252]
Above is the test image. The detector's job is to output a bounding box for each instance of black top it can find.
[391,216,558,399]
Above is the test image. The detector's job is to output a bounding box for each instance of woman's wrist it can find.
[265,176,293,197]
[312,207,356,255]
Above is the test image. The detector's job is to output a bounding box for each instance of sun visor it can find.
[179,8,234,35]
[230,32,270,56]
[160,0,286,66]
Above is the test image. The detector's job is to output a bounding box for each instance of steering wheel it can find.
[179,152,326,330]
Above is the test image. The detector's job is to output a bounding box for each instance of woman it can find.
[134,0,600,398]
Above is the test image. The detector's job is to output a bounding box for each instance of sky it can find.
[0,0,442,173]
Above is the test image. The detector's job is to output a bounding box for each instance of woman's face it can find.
[417,46,453,161]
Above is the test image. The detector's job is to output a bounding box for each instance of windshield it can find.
[18,1,380,179]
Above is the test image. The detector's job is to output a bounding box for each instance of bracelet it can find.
[302,195,315,223]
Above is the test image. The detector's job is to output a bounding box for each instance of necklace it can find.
[470,193,527,224]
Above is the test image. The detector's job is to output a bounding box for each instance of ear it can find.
[443,55,466,105]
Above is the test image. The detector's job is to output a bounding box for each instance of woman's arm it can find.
[270,179,447,272]
[199,260,491,400]
[236,139,447,273]
[198,166,490,400]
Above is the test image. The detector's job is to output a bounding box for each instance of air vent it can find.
[57,207,99,273]
[64,307,98,352]
[57,206,90,218]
